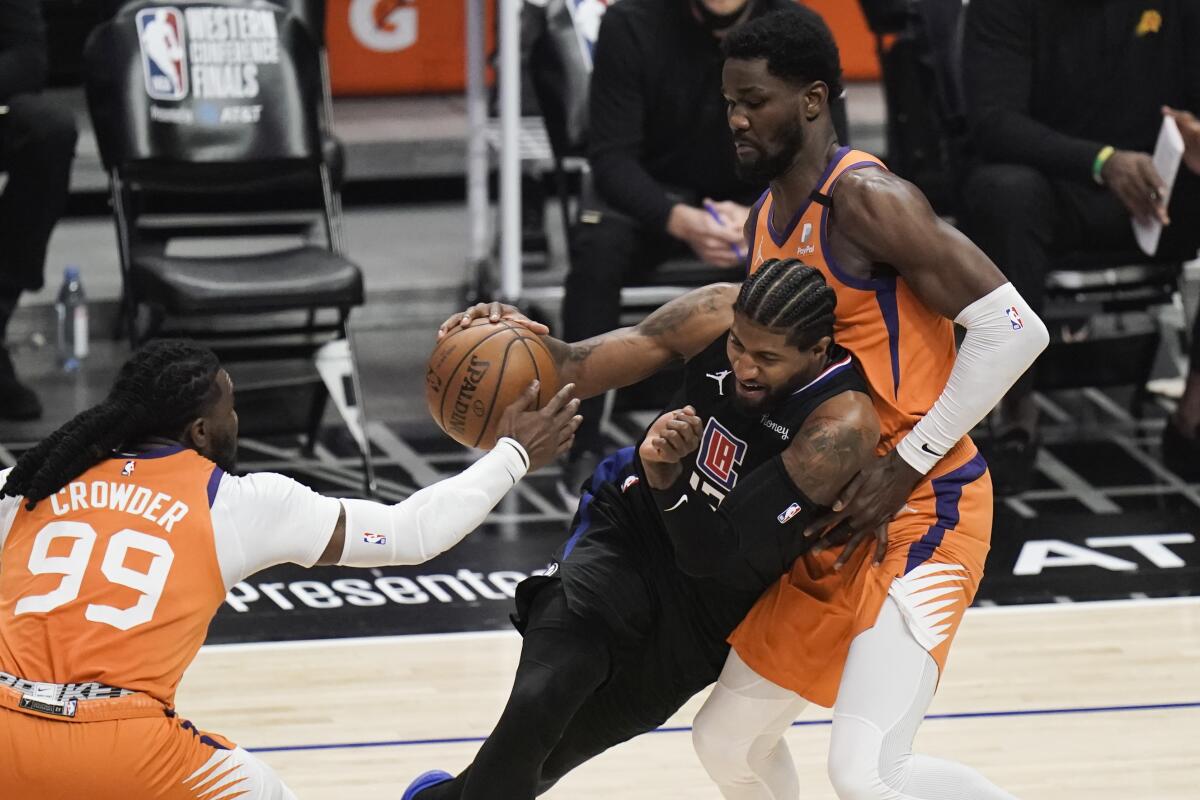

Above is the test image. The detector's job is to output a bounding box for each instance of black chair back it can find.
[270,0,324,45]
[526,0,600,161]
[84,0,322,185]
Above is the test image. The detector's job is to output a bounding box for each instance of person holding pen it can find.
[559,0,845,499]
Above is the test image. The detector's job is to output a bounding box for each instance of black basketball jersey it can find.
[548,332,868,675]
[670,333,863,510]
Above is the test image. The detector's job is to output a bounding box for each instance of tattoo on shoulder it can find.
[783,416,875,498]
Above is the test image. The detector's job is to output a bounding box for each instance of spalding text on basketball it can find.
[448,356,491,435]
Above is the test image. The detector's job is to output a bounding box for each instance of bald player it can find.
[689,9,1047,800]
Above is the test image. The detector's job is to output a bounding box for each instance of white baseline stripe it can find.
[201,596,1200,654]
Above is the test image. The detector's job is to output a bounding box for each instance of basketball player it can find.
[406,261,881,800]
[686,10,1047,800]
[0,339,580,800]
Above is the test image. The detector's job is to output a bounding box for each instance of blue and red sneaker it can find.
[402,770,453,800]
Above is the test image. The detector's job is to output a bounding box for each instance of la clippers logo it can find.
[137,7,188,101]
[696,417,747,493]
[1006,306,1024,331]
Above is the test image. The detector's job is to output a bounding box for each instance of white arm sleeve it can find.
[339,437,529,567]
[210,471,343,588]
[895,282,1049,474]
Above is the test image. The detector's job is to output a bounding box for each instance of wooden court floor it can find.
[181,598,1200,799]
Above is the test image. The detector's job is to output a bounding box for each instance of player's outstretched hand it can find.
[638,406,703,489]
[437,302,551,340]
[496,381,582,472]
[803,449,924,569]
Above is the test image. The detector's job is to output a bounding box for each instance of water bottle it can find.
[55,266,88,372]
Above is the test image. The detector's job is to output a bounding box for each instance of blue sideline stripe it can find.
[246,700,1200,754]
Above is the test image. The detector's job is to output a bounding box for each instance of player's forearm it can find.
[337,438,529,566]
[542,329,675,401]
[650,471,759,588]
[651,457,821,591]
[895,283,1049,474]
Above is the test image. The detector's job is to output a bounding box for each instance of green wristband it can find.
[1093,145,1115,185]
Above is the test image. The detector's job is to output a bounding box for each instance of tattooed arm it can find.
[644,392,880,589]
[439,284,739,401]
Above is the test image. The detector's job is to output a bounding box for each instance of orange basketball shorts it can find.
[0,704,280,800]
[729,452,993,708]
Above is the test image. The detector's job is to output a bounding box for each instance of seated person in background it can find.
[561,0,834,492]
[0,0,78,420]
[961,0,1200,491]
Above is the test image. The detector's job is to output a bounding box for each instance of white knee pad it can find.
[693,696,745,779]
[828,713,896,800]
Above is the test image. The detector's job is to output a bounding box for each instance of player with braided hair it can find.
[3,340,227,508]
[404,260,880,800]
[0,339,581,800]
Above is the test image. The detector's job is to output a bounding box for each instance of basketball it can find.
[425,319,561,449]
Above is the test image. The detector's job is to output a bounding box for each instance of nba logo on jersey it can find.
[697,418,747,492]
[777,502,802,524]
[1005,306,1024,331]
[121,460,136,477]
[620,475,640,493]
[136,7,189,101]
[363,533,386,546]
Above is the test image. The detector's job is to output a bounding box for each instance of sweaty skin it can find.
[724,55,1011,564]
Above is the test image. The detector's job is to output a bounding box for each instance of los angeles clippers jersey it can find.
[547,332,867,679]
[747,146,976,475]
[0,449,228,711]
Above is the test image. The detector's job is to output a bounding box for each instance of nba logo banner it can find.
[777,502,802,524]
[137,7,189,101]
[697,417,748,493]
[363,533,387,546]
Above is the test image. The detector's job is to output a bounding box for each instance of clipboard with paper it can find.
[1133,115,1185,256]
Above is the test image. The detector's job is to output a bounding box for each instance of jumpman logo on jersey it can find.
[706,370,731,395]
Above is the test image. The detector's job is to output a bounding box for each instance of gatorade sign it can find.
[327,0,495,95]
[349,0,417,52]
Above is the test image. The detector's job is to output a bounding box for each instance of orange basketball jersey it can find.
[0,447,227,715]
[747,146,975,475]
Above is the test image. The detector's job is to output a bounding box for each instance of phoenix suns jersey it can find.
[0,446,341,714]
[747,146,976,476]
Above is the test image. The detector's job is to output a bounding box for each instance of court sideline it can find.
[181,597,1200,798]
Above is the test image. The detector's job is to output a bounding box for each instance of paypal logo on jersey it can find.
[137,7,189,101]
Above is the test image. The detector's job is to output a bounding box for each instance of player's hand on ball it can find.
[638,407,702,489]
[496,381,582,471]
[438,302,550,339]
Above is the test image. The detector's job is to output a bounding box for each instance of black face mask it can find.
[692,0,754,33]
